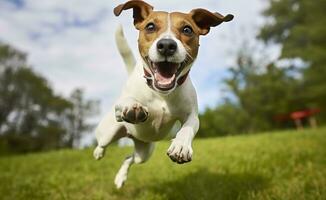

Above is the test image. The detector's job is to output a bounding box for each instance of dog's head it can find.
[114,0,233,93]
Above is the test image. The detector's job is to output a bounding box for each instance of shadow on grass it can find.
[143,169,269,200]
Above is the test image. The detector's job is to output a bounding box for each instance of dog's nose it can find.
[157,39,177,56]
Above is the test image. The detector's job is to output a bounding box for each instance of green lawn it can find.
[0,128,325,200]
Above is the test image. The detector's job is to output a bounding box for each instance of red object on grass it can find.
[290,109,320,120]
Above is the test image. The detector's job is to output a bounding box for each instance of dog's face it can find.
[114,0,233,93]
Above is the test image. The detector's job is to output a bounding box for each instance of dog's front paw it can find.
[167,139,193,164]
[115,103,148,124]
[93,146,105,160]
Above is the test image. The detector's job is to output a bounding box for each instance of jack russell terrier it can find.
[93,0,233,188]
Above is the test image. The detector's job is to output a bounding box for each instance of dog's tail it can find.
[115,25,136,75]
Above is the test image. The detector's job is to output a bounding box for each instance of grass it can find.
[0,128,325,200]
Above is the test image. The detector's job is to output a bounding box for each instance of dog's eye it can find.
[182,26,193,36]
[145,23,156,33]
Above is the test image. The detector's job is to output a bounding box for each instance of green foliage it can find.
[200,0,326,136]
[259,0,326,121]
[0,42,99,154]
[0,128,325,200]
[199,49,303,136]
[199,103,251,137]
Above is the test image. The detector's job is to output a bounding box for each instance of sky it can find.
[0,0,276,145]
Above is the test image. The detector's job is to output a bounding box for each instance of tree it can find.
[0,42,99,154]
[198,47,302,136]
[199,102,251,137]
[66,89,99,148]
[259,0,326,122]
[199,0,326,136]
[227,50,305,131]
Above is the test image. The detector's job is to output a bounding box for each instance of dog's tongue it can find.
[153,62,178,86]
[154,72,176,85]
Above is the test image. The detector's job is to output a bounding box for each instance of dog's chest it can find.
[148,98,175,131]
[127,97,178,142]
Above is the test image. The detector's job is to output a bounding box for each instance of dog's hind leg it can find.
[133,138,155,164]
[114,155,134,189]
[93,111,127,160]
[114,138,155,189]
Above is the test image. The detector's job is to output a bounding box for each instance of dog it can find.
[93,0,233,188]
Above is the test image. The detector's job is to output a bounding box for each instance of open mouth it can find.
[151,61,180,90]
[145,58,183,91]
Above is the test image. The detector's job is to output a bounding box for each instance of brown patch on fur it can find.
[137,10,233,63]
[137,11,169,61]
[136,11,201,63]
[114,0,153,28]
[170,12,201,61]
[190,9,234,35]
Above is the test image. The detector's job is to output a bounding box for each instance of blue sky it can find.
[0,0,278,127]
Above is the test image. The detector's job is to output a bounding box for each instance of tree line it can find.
[0,43,99,154]
[198,0,326,137]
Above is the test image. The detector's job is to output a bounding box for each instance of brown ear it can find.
[114,0,153,29]
[190,8,234,35]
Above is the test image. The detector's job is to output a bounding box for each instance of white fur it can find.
[115,25,136,75]
[94,25,199,189]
